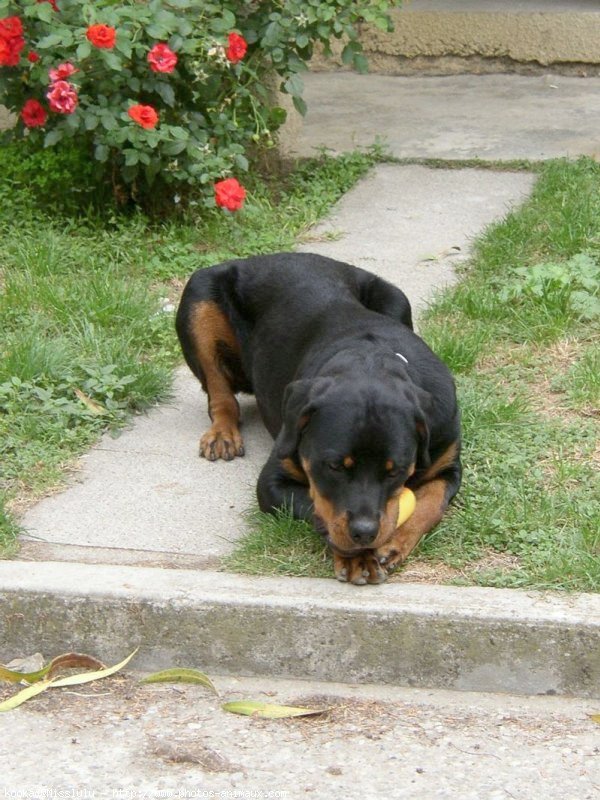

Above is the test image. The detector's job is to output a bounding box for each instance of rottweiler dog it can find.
[176,252,461,584]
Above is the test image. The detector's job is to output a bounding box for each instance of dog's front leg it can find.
[256,450,314,521]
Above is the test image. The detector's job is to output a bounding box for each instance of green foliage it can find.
[0,138,111,212]
[0,0,400,204]
[500,253,600,321]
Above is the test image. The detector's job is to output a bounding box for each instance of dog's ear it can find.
[276,377,334,458]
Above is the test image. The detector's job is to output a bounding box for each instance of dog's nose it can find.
[349,516,379,546]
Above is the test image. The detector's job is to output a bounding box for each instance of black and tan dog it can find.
[176,252,461,584]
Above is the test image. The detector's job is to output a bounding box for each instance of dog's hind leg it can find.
[357,273,414,330]
[256,450,314,521]
[176,269,249,461]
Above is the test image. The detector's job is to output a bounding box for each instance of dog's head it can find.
[276,375,431,554]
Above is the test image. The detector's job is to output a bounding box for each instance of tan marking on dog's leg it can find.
[422,441,459,482]
[190,301,244,461]
[280,458,308,484]
[376,479,449,569]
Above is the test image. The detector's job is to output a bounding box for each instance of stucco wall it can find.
[313,7,600,75]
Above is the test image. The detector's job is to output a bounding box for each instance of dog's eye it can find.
[385,462,403,478]
[327,462,344,472]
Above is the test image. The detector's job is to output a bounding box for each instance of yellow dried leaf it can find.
[222,700,326,719]
[0,649,137,711]
[140,668,218,695]
[74,388,105,415]
[50,648,138,688]
[0,681,53,712]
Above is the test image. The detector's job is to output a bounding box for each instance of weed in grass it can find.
[0,498,19,557]
[551,341,600,415]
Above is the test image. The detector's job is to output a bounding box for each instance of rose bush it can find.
[0,0,400,208]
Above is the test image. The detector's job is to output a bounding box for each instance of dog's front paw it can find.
[333,551,388,585]
[375,539,406,572]
[199,426,245,461]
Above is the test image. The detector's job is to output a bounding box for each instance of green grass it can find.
[225,157,600,591]
[0,143,383,552]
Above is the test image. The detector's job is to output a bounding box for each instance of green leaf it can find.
[140,668,218,695]
[222,700,326,719]
[284,74,304,97]
[146,24,169,39]
[161,140,187,156]
[85,113,99,131]
[115,39,133,59]
[94,143,110,162]
[155,82,175,107]
[269,106,287,128]
[341,41,361,66]
[27,2,54,23]
[44,129,64,147]
[353,54,370,74]
[36,33,63,49]
[101,114,118,131]
[124,149,139,166]
[292,95,307,116]
[102,51,123,72]
[76,41,92,61]
[211,10,236,34]
[170,126,189,141]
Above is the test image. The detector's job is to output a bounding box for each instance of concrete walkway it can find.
[2,70,600,717]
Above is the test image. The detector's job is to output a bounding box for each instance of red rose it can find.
[21,98,47,127]
[47,80,78,114]
[225,32,247,64]
[0,16,23,40]
[128,104,159,129]
[214,178,246,211]
[27,51,40,63]
[49,62,77,82]
[86,24,116,49]
[0,36,24,66]
[0,17,25,66]
[147,43,177,73]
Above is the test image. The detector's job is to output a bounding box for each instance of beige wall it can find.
[313,8,600,75]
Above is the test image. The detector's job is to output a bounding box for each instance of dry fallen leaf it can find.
[419,246,462,263]
[0,652,105,685]
[0,649,138,712]
[74,388,106,415]
[140,668,218,695]
[221,700,327,719]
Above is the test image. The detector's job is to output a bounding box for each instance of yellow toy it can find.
[397,487,416,527]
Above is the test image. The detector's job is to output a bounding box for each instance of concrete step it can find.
[1,561,599,699]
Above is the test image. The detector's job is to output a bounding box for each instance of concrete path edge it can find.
[1,561,599,699]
